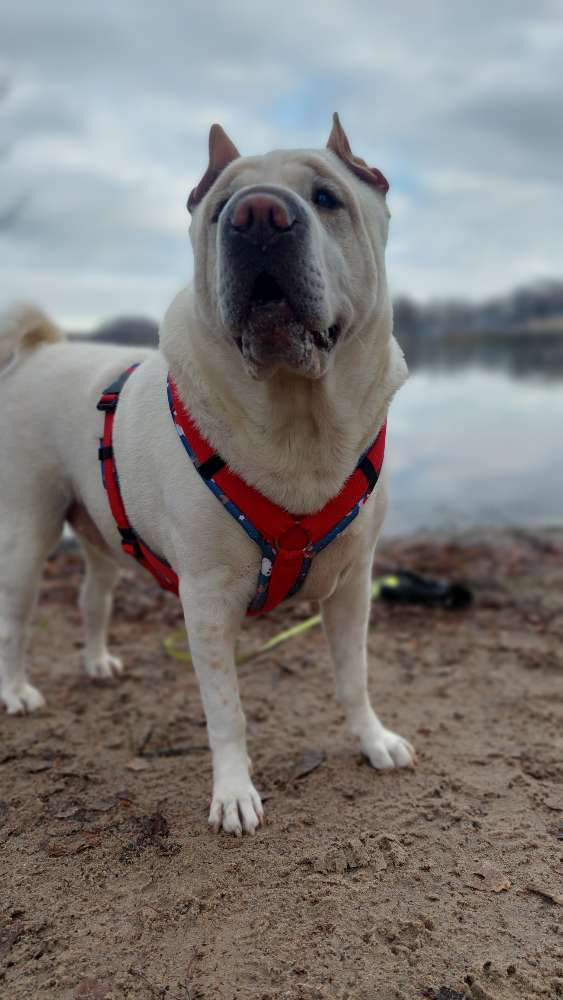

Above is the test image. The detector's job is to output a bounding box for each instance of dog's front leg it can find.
[322,556,415,770]
[179,573,264,836]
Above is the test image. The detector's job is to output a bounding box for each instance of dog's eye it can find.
[211,198,229,223]
[313,187,341,210]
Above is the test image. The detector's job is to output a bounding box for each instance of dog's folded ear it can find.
[187,124,240,212]
[327,112,389,196]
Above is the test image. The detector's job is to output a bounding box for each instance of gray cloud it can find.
[1,0,562,323]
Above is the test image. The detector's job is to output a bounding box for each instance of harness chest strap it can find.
[97,366,387,616]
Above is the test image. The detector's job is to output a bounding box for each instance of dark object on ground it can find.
[118,809,181,864]
[380,569,473,609]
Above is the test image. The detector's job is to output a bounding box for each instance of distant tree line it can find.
[393,279,563,339]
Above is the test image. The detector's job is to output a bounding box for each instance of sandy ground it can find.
[1,529,563,1000]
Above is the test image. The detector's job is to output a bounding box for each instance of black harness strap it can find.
[197,454,226,480]
[358,455,380,491]
[96,368,138,411]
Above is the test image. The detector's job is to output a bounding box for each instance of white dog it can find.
[0,114,414,835]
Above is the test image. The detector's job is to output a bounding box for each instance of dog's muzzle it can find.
[216,186,339,376]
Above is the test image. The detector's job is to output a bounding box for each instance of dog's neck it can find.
[160,287,407,514]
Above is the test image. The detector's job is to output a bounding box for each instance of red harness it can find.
[97,365,386,616]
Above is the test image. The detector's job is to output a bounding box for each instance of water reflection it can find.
[398,330,563,381]
[385,367,563,535]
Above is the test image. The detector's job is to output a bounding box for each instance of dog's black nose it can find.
[229,192,295,246]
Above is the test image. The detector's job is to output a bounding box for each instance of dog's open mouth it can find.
[235,270,340,358]
[250,271,286,308]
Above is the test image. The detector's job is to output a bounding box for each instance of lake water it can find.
[385,367,563,536]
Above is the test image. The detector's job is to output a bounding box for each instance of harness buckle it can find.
[96,394,119,412]
[118,526,138,544]
[275,524,312,555]
[118,525,143,559]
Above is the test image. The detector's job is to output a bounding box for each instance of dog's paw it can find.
[2,682,46,715]
[85,653,123,678]
[360,726,416,770]
[208,781,264,837]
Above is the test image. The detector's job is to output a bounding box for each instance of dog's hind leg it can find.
[0,509,64,714]
[78,539,122,678]
[322,555,416,770]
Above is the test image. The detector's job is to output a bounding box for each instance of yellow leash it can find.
[163,576,400,667]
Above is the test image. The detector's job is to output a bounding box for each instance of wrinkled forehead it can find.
[222,148,352,192]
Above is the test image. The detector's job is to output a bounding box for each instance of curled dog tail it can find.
[0,303,63,365]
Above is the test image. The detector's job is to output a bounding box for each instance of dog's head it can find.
[187,114,391,380]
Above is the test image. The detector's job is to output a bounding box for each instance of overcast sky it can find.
[1,1,562,327]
